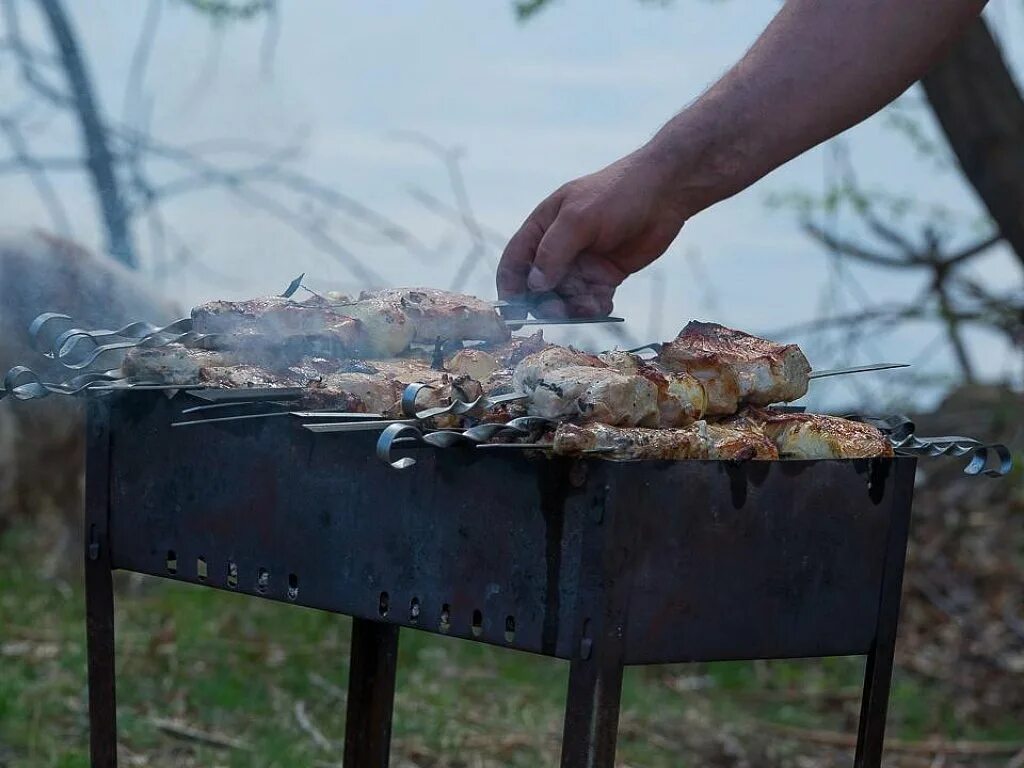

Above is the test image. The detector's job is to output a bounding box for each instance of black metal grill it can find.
[83,391,917,768]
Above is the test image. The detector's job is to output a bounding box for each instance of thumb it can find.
[528,208,594,292]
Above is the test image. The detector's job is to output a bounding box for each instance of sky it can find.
[1,0,1021,409]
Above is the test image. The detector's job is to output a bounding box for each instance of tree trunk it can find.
[921,17,1024,268]
[36,0,137,268]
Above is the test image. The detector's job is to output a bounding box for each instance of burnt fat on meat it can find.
[657,321,812,415]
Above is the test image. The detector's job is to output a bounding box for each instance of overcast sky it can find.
[2,0,1021,408]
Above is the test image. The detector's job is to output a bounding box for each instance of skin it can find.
[497,0,988,320]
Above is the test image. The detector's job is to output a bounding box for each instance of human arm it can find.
[497,0,988,318]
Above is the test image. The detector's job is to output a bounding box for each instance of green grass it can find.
[1,522,1021,767]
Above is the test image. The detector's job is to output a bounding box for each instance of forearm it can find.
[648,0,987,217]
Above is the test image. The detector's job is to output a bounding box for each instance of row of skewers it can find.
[0,282,1009,475]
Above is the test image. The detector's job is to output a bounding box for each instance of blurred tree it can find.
[0,0,421,286]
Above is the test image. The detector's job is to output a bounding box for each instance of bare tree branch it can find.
[944,232,1002,266]
[1,0,69,105]
[0,113,71,236]
[36,0,137,266]
[802,220,922,269]
[391,131,493,291]
[258,0,279,79]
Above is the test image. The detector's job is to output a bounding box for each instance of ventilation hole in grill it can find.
[196,556,207,581]
[439,603,451,633]
[165,550,177,575]
[287,573,299,601]
[256,567,269,593]
[409,597,420,624]
[227,561,238,588]
[504,616,516,643]
[378,591,389,618]
[471,609,483,637]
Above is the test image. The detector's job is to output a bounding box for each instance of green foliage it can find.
[3,520,1023,766]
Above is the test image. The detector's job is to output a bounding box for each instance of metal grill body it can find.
[84,393,917,767]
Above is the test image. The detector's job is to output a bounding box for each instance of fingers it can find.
[528,259,620,319]
[497,195,563,321]
[529,207,595,293]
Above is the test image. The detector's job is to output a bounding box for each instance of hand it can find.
[497,146,689,319]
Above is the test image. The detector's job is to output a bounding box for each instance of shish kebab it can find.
[112,286,906,461]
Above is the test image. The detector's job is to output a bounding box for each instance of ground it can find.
[2,513,1022,768]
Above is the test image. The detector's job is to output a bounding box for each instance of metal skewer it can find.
[304,419,419,433]
[808,363,909,379]
[505,317,625,326]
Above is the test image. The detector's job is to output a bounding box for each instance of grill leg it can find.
[854,461,914,767]
[85,551,118,767]
[344,619,400,768]
[559,647,625,767]
[854,644,896,767]
[85,403,118,768]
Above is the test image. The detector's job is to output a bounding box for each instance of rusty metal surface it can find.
[102,392,916,665]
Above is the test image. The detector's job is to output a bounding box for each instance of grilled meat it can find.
[352,287,509,345]
[550,420,778,461]
[657,321,811,415]
[524,365,659,426]
[122,346,233,385]
[198,364,304,389]
[728,407,894,459]
[512,346,606,392]
[331,294,416,356]
[511,347,704,428]
[191,296,377,360]
[446,348,499,382]
[485,331,550,368]
[192,295,361,340]
[310,373,404,415]
[599,351,707,427]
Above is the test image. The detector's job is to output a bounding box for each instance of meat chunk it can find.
[333,294,416,356]
[730,408,894,459]
[550,420,778,461]
[191,296,372,355]
[512,346,606,393]
[599,351,707,427]
[657,321,811,414]
[552,422,705,460]
[199,364,304,389]
[485,331,550,368]
[525,365,659,426]
[310,373,404,415]
[446,348,499,381]
[702,422,779,460]
[122,345,234,385]
[353,287,509,345]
